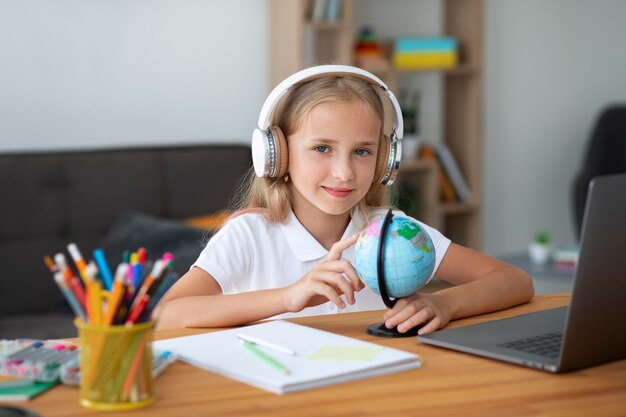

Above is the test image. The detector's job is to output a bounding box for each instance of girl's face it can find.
[287,99,381,220]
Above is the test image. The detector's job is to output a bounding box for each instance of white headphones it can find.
[251,65,404,186]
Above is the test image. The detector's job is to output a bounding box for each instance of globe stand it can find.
[366,322,419,338]
[365,209,422,338]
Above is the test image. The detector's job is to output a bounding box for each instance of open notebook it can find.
[153,320,420,394]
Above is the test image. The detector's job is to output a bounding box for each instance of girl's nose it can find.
[332,155,355,181]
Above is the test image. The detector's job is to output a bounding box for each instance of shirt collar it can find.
[280,209,362,262]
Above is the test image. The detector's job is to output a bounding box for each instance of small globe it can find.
[354,214,436,299]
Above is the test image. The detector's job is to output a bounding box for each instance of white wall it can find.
[1,0,625,254]
[484,0,626,254]
[0,0,267,152]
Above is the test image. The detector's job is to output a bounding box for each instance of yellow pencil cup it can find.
[75,319,154,411]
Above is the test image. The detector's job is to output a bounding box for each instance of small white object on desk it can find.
[236,333,296,356]
[528,241,552,265]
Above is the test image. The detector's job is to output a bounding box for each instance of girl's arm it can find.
[156,267,293,329]
[383,243,535,335]
[156,235,363,329]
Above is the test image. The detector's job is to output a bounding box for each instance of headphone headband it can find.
[252,65,404,185]
[258,65,404,141]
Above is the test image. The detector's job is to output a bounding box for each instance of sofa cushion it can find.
[65,152,165,236]
[0,155,66,240]
[163,147,252,219]
[99,210,210,276]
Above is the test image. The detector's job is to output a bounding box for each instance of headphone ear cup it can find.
[270,126,289,178]
[251,127,270,177]
[373,135,391,184]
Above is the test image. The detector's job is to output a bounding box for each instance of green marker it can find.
[242,341,289,374]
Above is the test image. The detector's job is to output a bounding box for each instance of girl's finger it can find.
[309,281,345,309]
[344,268,364,292]
[319,260,363,291]
[386,305,432,331]
[313,270,356,304]
[383,296,414,321]
[326,234,359,261]
[417,316,442,335]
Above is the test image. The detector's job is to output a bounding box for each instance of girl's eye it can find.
[354,148,370,156]
[314,145,330,153]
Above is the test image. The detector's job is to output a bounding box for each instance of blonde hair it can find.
[233,75,392,224]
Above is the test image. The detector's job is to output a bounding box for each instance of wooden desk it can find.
[5,293,626,416]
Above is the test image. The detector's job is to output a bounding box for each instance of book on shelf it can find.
[393,37,458,70]
[153,320,421,394]
[418,145,457,203]
[309,0,342,23]
[309,0,327,21]
[395,37,457,52]
[435,144,471,203]
[394,52,457,70]
[324,0,342,21]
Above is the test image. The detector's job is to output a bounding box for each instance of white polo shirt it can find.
[192,208,451,319]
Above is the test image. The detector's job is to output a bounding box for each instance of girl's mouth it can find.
[323,187,353,198]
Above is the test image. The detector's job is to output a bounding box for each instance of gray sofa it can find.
[0,144,251,339]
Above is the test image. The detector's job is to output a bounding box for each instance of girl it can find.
[157,65,534,335]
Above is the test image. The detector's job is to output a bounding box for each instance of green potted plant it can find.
[528,230,552,265]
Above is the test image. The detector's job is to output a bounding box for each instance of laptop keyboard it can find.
[498,332,563,358]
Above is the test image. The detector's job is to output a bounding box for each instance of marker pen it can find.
[129,260,163,313]
[55,253,87,308]
[43,255,58,274]
[103,264,128,325]
[86,262,103,325]
[7,341,44,360]
[93,248,114,291]
[54,272,87,322]
[137,247,148,265]
[67,243,89,286]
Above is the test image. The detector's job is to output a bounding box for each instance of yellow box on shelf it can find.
[393,51,457,70]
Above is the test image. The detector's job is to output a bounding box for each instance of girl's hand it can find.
[282,234,365,313]
[382,292,453,335]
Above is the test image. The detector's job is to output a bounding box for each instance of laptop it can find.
[417,173,626,372]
